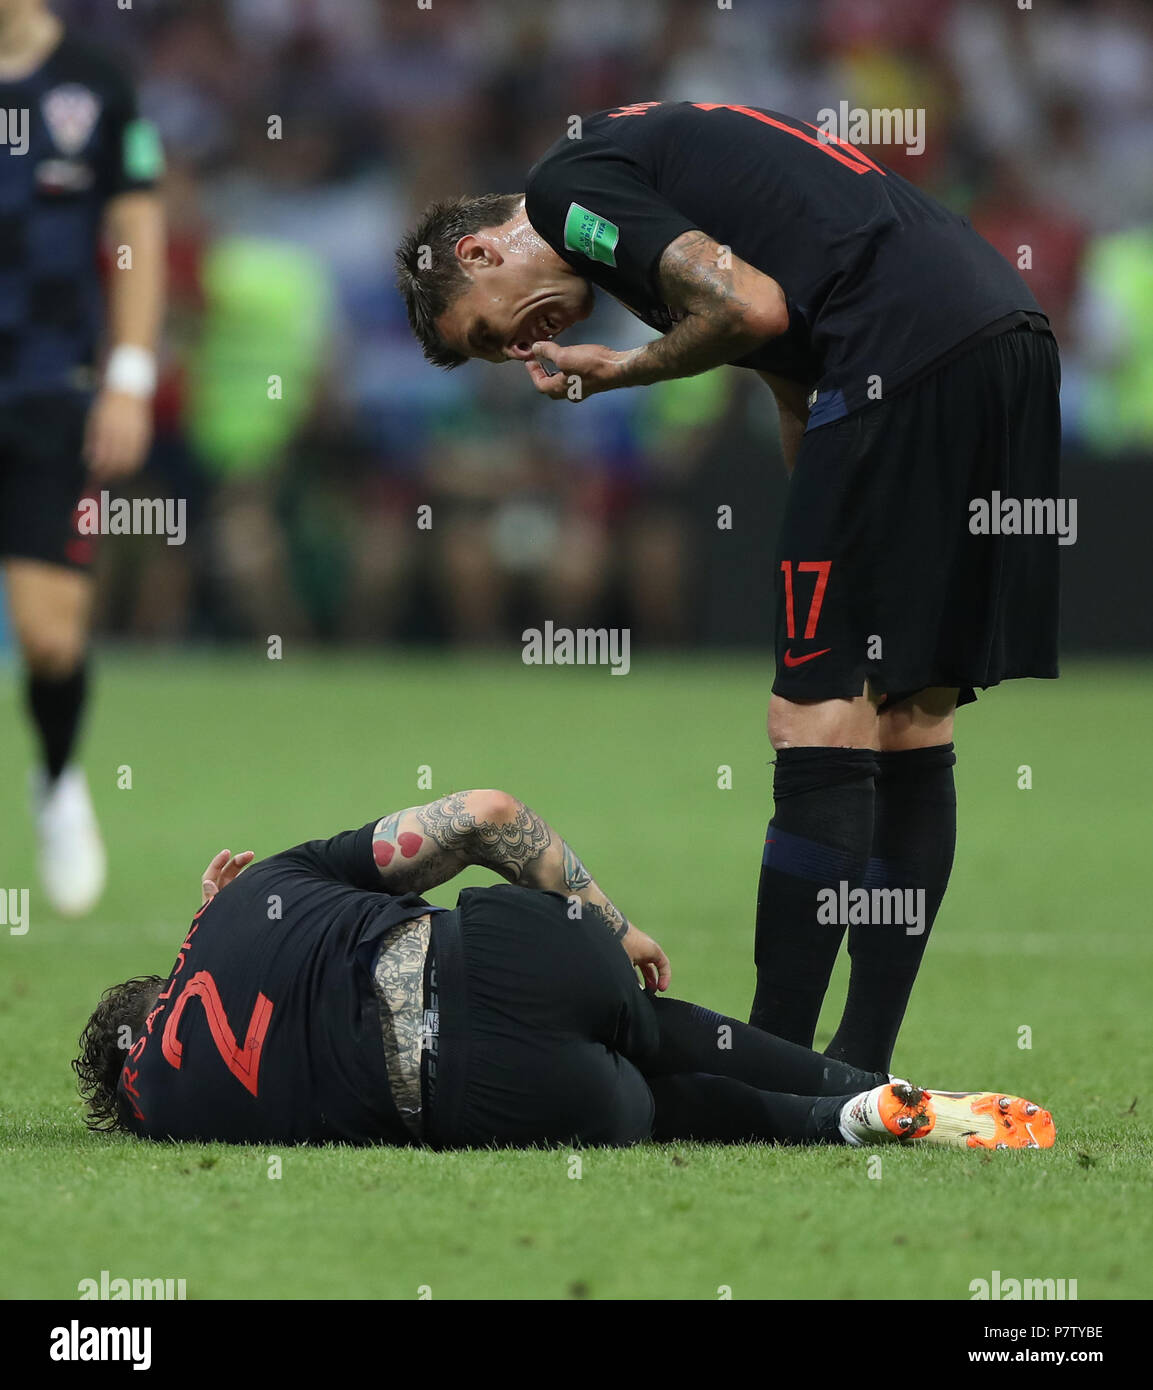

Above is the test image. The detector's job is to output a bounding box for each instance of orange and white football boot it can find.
[839,1082,1056,1150]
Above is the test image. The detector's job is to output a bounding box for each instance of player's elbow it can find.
[467,788,521,825]
[738,287,789,344]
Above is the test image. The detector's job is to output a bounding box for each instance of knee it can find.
[19,627,86,679]
[767,693,878,751]
[877,687,958,751]
[766,699,796,751]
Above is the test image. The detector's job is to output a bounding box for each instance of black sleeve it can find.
[96,59,163,198]
[271,821,388,892]
[730,296,823,381]
[525,132,700,301]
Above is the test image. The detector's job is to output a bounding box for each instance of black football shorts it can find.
[0,390,95,570]
[424,884,658,1149]
[771,314,1062,708]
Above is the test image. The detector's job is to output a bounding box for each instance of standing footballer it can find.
[0,0,164,914]
[395,100,1061,1073]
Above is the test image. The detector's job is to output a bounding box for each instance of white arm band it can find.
[104,344,157,397]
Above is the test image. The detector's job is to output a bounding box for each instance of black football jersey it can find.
[119,823,440,1145]
[0,33,162,400]
[525,101,1042,428]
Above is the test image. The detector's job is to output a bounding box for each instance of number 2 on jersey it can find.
[161,970,273,1097]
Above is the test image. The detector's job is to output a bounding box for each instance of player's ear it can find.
[454,233,501,269]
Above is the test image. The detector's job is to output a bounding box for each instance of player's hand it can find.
[83,389,154,480]
[524,341,627,400]
[200,849,255,906]
[621,923,671,993]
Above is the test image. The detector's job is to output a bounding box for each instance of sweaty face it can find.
[436,253,594,364]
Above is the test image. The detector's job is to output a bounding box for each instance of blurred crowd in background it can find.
[55,0,1153,647]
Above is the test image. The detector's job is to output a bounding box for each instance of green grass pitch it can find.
[1,651,1149,1300]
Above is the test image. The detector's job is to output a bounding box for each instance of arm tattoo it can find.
[620,230,775,386]
[562,842,592,894]
[372,795,551,890]
[415,793,552,883]
[658,230,754,319]
[371,811,403,869]
[372,804,452,892]
[584,901,629,942]
[371,796,622,939]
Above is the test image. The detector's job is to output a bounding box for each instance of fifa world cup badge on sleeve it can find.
[564,202,619,268]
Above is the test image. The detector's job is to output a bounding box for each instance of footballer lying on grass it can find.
[75,790,1054,1153]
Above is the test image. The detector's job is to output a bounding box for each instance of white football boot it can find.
[31,765,107,917]
[839,1081,1056,1150]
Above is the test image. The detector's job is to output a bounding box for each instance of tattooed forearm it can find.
[585,900,629,941]
[616,230,786,387]
[562,842,592,893]
[561,841,626,935]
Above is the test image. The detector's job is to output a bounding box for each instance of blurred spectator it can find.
[968,154,1087,345]
[1076,228,1153,454]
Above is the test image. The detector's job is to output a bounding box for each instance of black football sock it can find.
[749,746,878,1045]
[825,743,957,1072]
[644,997,886,1097]
[648,1073,854,1145]
[26,663,89,783]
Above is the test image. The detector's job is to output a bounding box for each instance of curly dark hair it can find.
[395,192,523,368]
[72,976,163,1133]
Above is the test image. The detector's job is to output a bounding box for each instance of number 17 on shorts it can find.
[779,559,833,669]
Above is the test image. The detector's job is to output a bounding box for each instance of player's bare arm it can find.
[757,370,811,476]
[526,230,788,399]
[371,789,670,989]
[84,190,165,480]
